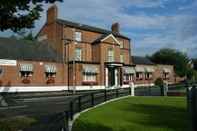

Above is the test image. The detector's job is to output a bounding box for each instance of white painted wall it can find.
[0,85,107,93]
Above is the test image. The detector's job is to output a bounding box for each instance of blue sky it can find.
[0,0,197,57]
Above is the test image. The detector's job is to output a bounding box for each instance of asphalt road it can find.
[0,94,79,118]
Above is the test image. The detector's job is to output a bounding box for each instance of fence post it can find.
[187,85,192,131]
[91,93,94,106]
[78,96,81,112]
[116,88,119,98]
[130,83,135,96]
[69,101,74,121]
[64,111,69,131]
[191,86,197,131]
[160,85,164,96]
[104,89,107,101]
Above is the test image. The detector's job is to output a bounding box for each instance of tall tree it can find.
[150,48,190,77]
[0,0,62,32]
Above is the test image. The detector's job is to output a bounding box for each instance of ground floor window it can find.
[45,65,57,84]
[82,65,98,85]
[136,72,143,80]
[83,73,97,82]
[145,73,153,80]
[163,73,170,80]
[19,64,34,84]
[123,74,134,84]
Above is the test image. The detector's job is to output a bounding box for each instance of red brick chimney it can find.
[47,4,58,24]
[111,22,120,34]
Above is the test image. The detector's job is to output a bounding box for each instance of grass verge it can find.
[72,96,188,131]
[0,116,37,131]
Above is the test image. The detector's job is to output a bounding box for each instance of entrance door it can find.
[108,67,115,86]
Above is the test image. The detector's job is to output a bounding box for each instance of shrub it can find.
[154,78,164,87]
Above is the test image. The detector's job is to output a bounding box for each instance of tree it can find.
[22,32,35,41]
[154,78,164,87]
[192,58,197,71]
[0,0,62,32]
[149,48,190,77]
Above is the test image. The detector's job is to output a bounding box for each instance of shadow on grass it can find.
[72,119,113,131]
[122,103,189,131]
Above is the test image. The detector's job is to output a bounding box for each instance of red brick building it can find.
[0,5,183,92]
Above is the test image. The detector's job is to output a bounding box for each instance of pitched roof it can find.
[56,19,130,40]
[0,37,63,62]
[92,33,121,45]
[132,56,155,65]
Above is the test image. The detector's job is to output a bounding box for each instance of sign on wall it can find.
[0,59,17,66]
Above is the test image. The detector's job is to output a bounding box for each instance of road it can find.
[0,94,79,118]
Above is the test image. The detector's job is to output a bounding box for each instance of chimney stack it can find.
[111,22,120,34]
[47,4,58,24]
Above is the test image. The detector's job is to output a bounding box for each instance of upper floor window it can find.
[75,31,82,42]
[120,54,124,63]
[75,48,82,61]
[107,48,114,62]
[119,40,124,48]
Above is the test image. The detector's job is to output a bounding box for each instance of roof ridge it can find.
[56,18,130,40]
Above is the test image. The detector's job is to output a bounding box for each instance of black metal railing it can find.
[22,87,131,131]
[187,85,197,131]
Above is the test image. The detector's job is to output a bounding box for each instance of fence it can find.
[23,87,131,131]
[187,85,197,131]
[134,86,163,96]
[1,84,188,131]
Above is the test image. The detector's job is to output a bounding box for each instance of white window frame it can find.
[136,72,143,80]
[124,74,133,81]
[83,73,96,82]
[107,48,114,62]
[75,48,82,61]
[119,40,124,48]
[145,72,153,80]
[75,31,82,42]
[120,54,124,63]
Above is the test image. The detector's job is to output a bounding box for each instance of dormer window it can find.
[75,31,82,42]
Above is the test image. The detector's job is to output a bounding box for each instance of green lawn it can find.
[0,116,36,131]
[72,97,189,131]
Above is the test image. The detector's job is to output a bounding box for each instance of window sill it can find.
[22,78,31,84]
[46,78,55,84]
[123,81,132,84]
[136,78,143,81]
[82,81,97,85]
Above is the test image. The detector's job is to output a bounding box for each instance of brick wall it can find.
[0,60,67,86]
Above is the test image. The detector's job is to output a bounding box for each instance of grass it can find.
[72,97,189,131]
[0,116,37,131]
